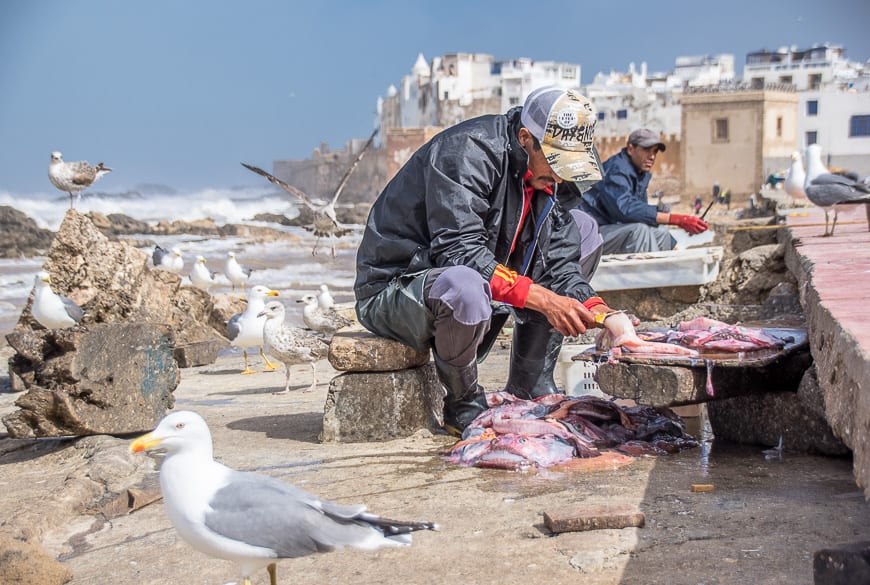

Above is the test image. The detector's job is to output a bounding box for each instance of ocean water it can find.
[0,187,361,339]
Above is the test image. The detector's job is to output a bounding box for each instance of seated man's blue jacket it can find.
[579,148,658,226]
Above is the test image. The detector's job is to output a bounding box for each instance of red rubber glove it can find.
[669,213,709,235]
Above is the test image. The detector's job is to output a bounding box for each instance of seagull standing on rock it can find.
[258,301,330,394]
[130,410,438,585]
[152,245,184,273]
[225,251,253,295]
[48,151,111,209]
[190,256,218,292]
[227,285,280,375]
[31,271,84,329]
[804,144,870,236]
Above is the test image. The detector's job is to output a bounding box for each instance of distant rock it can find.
[86,211,150,236]
[0,206,54,258]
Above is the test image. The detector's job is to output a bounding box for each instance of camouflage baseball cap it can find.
[521,86,602,183]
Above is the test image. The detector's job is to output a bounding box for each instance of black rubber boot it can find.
[434,353,488,437]
[503,317,564,400]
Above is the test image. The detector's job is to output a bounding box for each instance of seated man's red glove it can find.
[669,213,709,235]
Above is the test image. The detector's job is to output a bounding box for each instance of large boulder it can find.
[14,209,227,349]
[3,323,178,437]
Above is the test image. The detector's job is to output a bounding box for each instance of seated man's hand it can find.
[669,213,709,235]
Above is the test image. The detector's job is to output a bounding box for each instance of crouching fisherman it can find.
[354,87,621,436]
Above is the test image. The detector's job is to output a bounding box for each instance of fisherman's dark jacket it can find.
[354,106,596,305]
[579,148,659,226]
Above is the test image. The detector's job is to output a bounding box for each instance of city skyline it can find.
[1,0,868,194]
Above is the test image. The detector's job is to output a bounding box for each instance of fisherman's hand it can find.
[524,284,593,337]
[669,213,709,235]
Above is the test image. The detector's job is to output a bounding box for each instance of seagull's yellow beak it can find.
[130,431,162,453]
[267,290,279,297]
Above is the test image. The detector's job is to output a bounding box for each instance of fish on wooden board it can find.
[639,316,787,352]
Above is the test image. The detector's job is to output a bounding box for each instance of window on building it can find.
[714,118,729,142]
[779,75,793,85]
[750,77,764,89]
[597,112,606,121]
[850,115,870,137]
[809,74,822,90]
[776,116,783,137]
[806,131,818,145]
[508,97,520,106]
[807,100,818,116]
[616,109,627,120]
[562,66,577,79]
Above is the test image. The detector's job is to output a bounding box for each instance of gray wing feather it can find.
[61,297,84,323]
[204,470,380,558]
[153,245,168,266]
[226,313,242,340]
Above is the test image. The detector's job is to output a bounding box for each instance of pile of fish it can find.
[444,392,698,471]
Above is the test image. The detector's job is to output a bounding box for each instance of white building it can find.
[742,44,870,172]
[379,53,582,132]
[495,58,581,112]
[742,44,861,90]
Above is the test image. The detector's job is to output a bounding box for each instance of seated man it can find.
[354,86,624,436]
[579,128,708,254]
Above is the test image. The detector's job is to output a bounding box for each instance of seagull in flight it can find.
[48,151,112,209]
[242,127,378,256]
[804,144,870,236]
[130,410,438,585]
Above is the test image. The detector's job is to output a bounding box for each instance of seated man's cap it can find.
[628,128,666,151]
[521,87,602,183]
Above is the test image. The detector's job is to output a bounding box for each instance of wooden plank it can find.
[543,503,644,533]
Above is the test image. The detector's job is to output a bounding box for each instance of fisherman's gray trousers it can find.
[356,211,604,370]
[598,222,675,254]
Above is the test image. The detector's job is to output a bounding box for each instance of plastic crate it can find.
[556,344,606,397]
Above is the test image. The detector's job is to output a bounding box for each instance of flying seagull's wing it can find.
[241,162,318,210]
[329,127,379,207]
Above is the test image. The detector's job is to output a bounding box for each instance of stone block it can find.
[708,391,849,455]
[328,330,430,372]
[814,541,870,585]
[321,363,442,442]
[3,323,179,438]
[173,339,224,368]
[543,504,644,533]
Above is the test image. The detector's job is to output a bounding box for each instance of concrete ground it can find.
[2,341,869,585]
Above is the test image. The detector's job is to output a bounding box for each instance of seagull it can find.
[31,271,84,329]
[225,251,253,295]
[783,150,807,200]
[804,144,870,236]
[317,284,335,310]
[258,301,330,394]
[130,410,437,585]
[189,256,218,292]
[48,151,112,209]
[152,245,184,273]
[227,285,280,375]
[297,294,352,335]
[241,127,378,256]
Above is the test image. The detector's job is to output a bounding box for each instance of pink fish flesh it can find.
[444,393,698,470]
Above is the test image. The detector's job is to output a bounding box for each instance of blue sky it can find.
[1,0,868,194]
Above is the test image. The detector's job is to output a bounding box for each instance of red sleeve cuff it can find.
[489,264,533,308]
[582,296,607,310]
